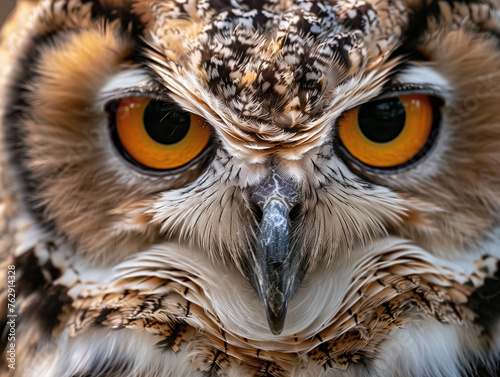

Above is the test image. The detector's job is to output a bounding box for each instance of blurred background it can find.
[1,0,17,27]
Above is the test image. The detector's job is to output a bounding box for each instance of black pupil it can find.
[358,97,406,143]
[144,101,190,145]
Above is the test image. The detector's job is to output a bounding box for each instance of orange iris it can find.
[338,94,434,168]
[115,97,211,170]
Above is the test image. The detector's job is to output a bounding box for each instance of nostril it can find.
[289,203,301,222]
[251,204,264,223]
[252,203,301,224]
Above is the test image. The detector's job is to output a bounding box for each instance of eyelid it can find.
[97,69,169,110]
[105,95,177,114]
[376,84,447,103]
[104,92,173,113]
[389,65,451,95]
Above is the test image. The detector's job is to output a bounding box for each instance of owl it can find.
[0,0,500,376]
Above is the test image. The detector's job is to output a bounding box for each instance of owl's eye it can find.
[337,94,437,169]
[111,97,211,170]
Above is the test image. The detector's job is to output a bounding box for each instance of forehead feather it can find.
[145,0,407,125]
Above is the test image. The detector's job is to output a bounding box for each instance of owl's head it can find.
[3,0,500,334]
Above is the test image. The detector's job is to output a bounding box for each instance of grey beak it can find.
[248,172,304,335]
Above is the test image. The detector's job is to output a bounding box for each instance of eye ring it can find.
[337,94,441,171]
[108,97,212,172]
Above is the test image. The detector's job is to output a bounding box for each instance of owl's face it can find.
[3,0,500,374]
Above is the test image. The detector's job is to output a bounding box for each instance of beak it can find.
[248,172,304,335]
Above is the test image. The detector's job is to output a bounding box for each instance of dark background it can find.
[1,0,17,27]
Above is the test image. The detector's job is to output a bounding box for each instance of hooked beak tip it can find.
[265,294,289,335]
